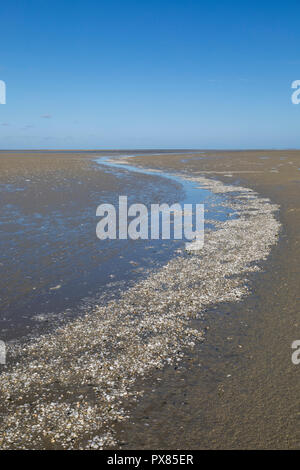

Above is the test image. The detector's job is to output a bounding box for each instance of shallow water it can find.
[96,155,235,223]
[0,153,233,340]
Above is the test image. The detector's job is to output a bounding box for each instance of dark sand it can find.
[0,150,299,449]
[114,150,300,449]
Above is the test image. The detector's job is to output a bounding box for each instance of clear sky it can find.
[1,0,300,149]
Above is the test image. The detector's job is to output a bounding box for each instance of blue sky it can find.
[1,0,300,149]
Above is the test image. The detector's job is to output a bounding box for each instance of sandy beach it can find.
[115,150,300,449]
[0,150,297,449]
[0,151,183,340]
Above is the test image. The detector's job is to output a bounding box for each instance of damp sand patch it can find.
[0,174,280,449]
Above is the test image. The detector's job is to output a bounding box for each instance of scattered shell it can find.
[0,172,280,449]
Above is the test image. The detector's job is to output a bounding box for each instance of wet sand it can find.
[115,150,300,449]
[0,150,298,449]
[0,151,183,340]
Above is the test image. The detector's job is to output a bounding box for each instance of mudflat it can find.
[115,150,300,449]
[0,150,299,449]
[0,151,183,340]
